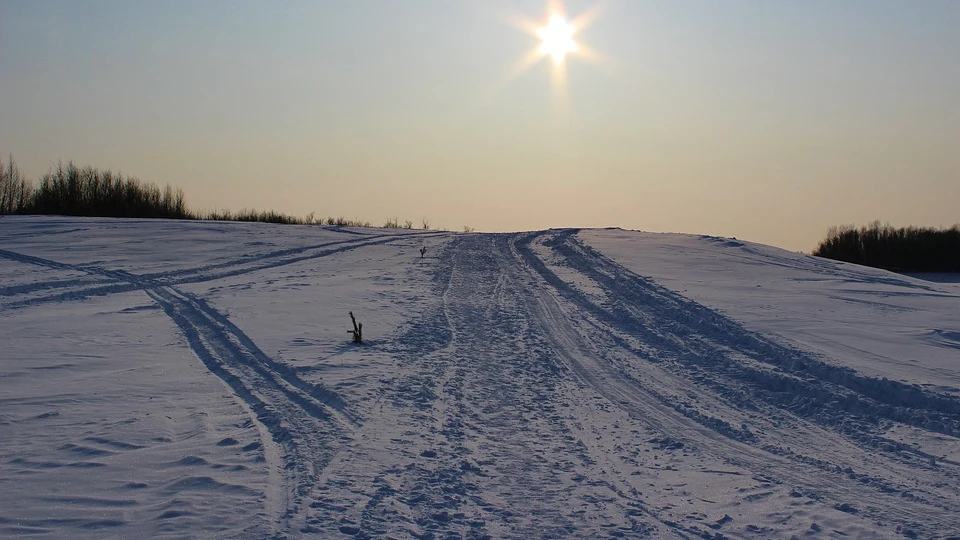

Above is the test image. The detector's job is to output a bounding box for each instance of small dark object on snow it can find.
[420,246,427,259]
[348,311,363,344]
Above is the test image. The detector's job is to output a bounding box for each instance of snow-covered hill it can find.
[1,216,958,538]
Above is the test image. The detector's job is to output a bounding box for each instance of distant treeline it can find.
[31,162,190,219]
[813,221,960,273]
[0,155,435,229]
[1,157,191,219]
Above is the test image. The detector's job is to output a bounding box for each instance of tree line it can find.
[0,155,441,228]
[813,221,960,273]
[2,156,188,219]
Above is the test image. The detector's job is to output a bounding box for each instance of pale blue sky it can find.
[2,1,958,250]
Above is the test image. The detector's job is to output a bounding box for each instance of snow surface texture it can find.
[1,217,958,539]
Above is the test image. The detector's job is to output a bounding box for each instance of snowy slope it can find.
[1,217,958,539]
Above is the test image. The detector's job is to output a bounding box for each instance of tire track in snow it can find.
[41,235,387,423]
[510,230,960,536]
[147,231,444,286]
[404,235,655,536]
[545,230,960,489]
[0,232,439,309]
[546,230,960,439]
[142,286,293,530]
[418,238,609,537]
[0,276,106,297]
[144,286,350,532]
[287,239,471,537]
[0,248,143,307]
[0,247,369,531]
[303,236,660,538]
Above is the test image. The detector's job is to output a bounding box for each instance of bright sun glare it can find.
[500,1,603,98]
[538,14,577,64]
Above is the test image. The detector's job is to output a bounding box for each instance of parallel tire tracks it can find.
[144,286,347,533]
[508,230,960,536]
[0,232,438,309]
[0,236,397,530]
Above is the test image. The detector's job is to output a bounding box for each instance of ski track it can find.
[2,224,959,537]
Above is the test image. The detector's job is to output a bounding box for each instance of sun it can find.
[538,14,577,64]
[498,1,604,97]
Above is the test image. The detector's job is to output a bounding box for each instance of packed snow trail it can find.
[286,232,959,537]
[299,234,658,537]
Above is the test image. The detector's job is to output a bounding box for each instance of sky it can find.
[1,0,958,251]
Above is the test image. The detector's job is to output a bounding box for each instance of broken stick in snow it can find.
[348,311,363,344]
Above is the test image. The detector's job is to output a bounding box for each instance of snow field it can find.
[1,217,958,538]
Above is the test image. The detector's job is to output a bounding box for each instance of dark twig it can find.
[348,311,363,344]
